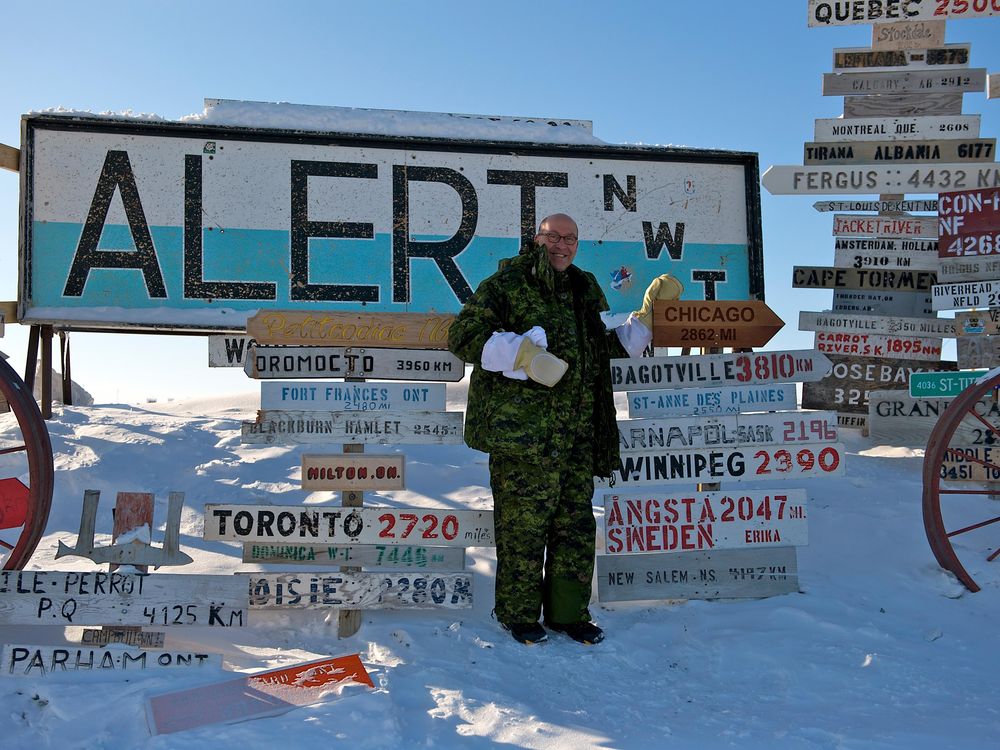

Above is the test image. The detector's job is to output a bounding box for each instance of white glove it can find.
[481,326,552,381]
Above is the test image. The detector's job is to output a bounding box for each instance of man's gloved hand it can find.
[634,273,684,329]
[513,337,569,387]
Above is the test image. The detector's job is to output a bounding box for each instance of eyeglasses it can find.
[537,231,579,247]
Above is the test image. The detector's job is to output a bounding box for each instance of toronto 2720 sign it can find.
[18,115,764,332]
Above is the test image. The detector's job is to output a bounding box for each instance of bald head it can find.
[535,214,580,272]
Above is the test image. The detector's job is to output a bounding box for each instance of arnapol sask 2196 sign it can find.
[18,115,763,332]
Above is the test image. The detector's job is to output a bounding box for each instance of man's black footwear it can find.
[501,621,548,644]
[545,621,604,644]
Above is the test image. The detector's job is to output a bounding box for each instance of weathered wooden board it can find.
[816,116,981,145]
[261,381,446,412]
[940,445,1000,482]
[799,310,956,338]
[245,345,466,381]
[626,384,798,418]
[831,288,934,317]
[618,412,837,452]
[824,69,986,96]
[938,230,1000,259]
[208,335,256,367]
[81,629,165,648]
[834,247,939,270]
[909,369,988,397]
[301,454,405,491]
[844,93,963,118]
[938,257,1000,281]
[837,237,939,254]
[597,547,798,602]
[246,310,454,349]
[3,645,218,677]
[938,188,1000,233]
[957,336,1000,369]
[244,571,473,609]
[242,542,465,569]
[816,198,940,212]
[955,309,1000,336]
[650,300,784,348]
[990,72,1000,99]
[869,390,1000,445]
[146,654,373,735]
[0,572,247,627]
[603,489,808,555]
[762,163,1000,196]
[832,213,940,237]
[838,413,868,430]
[794,266,936,292]
[0,144,19,173]
[597,443,845,489]
[204,504,495,547]
[833,44,970,72]
[871,19,946,49]
[932,280,1000,310]
[611,350,832,392]
[808,1,995,26]
[241,409,464,445]
[808,140,994,166]
[802,354,957,414]
[814,330,942,361]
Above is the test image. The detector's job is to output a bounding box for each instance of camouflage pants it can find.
[489,438,597,625]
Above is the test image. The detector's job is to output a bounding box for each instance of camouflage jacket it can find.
[448,242,624,478]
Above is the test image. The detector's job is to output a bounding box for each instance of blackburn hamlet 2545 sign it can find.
[18,115,764,331]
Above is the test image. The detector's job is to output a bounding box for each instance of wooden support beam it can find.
[0,144,18,173]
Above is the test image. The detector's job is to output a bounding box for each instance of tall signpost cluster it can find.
[765,2,1000,437]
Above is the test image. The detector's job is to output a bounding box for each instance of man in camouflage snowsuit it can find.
[449,213,668,645]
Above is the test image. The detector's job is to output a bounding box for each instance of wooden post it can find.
[59,330,73,406]
[23,325,39,391]
[698,346,723,494]
[338,377,364,639]
[105,492,155,640]
[39,325,53,420]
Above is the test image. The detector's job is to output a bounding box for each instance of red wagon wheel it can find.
[923,369,1000,593]
[0,354,54,570]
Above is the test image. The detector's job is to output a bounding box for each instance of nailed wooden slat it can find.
[301,453,406,490]
[650,300,783,348]
[762,163,1000,196]
[0,144,18,173]
[241,409,464,445]
[824,70,986,97]
[832,44,970,72]
[242,542,465,570]
[814,330,942,361]
[957,336,1000,369]
[793,266,936,292]
[261,381,446,411]
[815,199,940,212]
[932,280,1000,310]
[831,289,933,317]
[833,247,938,271]
[244,345,465,381]
[243,571,473,609]
[870,19,947,48]
[844,93,963,118]
[831,214,940,237]
[2,645,219,677]
[626,384,798,418]
[617,412,837,452]
[246,311,455,349]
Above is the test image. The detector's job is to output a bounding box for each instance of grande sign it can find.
[802,354,957,413]
[808,0,1000,26]
[18,115,763,331]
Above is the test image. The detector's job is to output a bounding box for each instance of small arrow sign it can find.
[652,300,784,348]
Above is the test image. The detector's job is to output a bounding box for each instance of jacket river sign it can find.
[18,115,763,331]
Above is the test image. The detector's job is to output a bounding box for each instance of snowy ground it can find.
[1,385,999,750]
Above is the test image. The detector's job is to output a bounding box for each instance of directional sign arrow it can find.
[652,300,784,348]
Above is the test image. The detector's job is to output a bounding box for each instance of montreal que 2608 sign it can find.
[18,115,763,331]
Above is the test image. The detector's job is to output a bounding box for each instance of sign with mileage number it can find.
[243,571,473,609]
[240,409,464,445]
[617,412,837,452]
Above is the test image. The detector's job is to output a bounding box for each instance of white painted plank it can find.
[832,214,939,237]
[626,384,798,418]
[815,116,980,143]
[808,139,995,166]
[940,446,1000,481]
[955,309,1000,336]
[762,163,1000,196]
[815,330,942,361]
[244,571,473,609]
[824,69,986,96]
[597,547,798,602]
[241,409,464,445]
[261,381,446,411]
[834,247,939,270]
[808,3,994,26]
[204,504,495,546]
[798,311,956,338]
[245,345,466,381]
[831,289,934,317]
[815,199,940,212]
[833,44,970,72]
[617,412,837,452]
[957,336,1000,369]
[2,645,219,677]
[868,390,1000,445]
[603,489,808,554]
[794,266,936,293]
[844,93,963,118]
[938,256,1000,282]
[242,543,466,570]
[208,335,255,367]
[932,280,1000,310]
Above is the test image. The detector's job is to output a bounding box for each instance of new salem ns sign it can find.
[18,115,763,332]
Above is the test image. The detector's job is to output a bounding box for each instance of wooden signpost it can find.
[941,446,1000,482]
[204,504,495,546]
[938,257,1000,281]
[802,354,958,414]
[932,280,1000,310]
[990,72,1000,99]
[650,300,784,348]
[814,330,942,361]
[815,115,980,143]
[807,139,995,165]
[799,311,956,338]
[793,266,936,293]
[246,310,455,349]
[762,163,1000,196]
[611,350,832,392]
[241,409,464,445]
[815,199,939,212]
[261,381,446,411]
[626,384,798,418]
[597,442,845,489]
[244,345,465,381]
[909,369,988,398]
[603,489,808,554]
[955,309,1000,335]
[208,335,256,367]
[3,645,218,677]
[843,93,963,118]
[834,246,938,270]
[871,19,947,49]
[869,390,997,445]
[244,571,473,609]
[0,571,247,627]
[823,69,987,96]
[831,214,940,237]
[301,454,406,491]
[832,289,933,317]
[836,237,938,253]
[957,336,1000,368]
[597,547,799,602]
[617,412,837,452]
[832,44,970,72]
[242,543,466,570]
[146,654,374,735]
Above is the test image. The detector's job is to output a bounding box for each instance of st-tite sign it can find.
[17,114,763,332]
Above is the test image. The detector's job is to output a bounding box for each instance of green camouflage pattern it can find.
[489,436,597,624]
[448,242,623,478]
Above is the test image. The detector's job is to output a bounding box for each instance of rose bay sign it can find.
[18,112,764,331]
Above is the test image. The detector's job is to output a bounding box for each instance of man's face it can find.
[535,216,579,273]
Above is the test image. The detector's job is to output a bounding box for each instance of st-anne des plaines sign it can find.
[18,115,763,331]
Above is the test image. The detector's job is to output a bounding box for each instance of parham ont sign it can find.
[18,114,764,331]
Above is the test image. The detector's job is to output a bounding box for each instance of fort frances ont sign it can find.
[18,115,763,332]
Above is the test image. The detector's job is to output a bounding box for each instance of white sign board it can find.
[626,384,798,418]
[3,645,219,677]
[245,345,466,381]
[617,412,837,452]
[938,256,1000,282]
[814,116,980,143]
[799,310,956,338]
[762,164,1000,196]
[822,70,987,96]
[832,214,938,238]
[241,409,464,445]
[815,330,942,360]
[815,199,939,212]
[834,247,938,270]
[244,571,473,609]
[932,280,1000,310]
[808,1,999,26]
[261,381,446,411]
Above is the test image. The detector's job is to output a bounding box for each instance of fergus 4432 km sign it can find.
[17,115,763,331]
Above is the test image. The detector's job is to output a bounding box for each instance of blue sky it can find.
[2,1,999,402]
